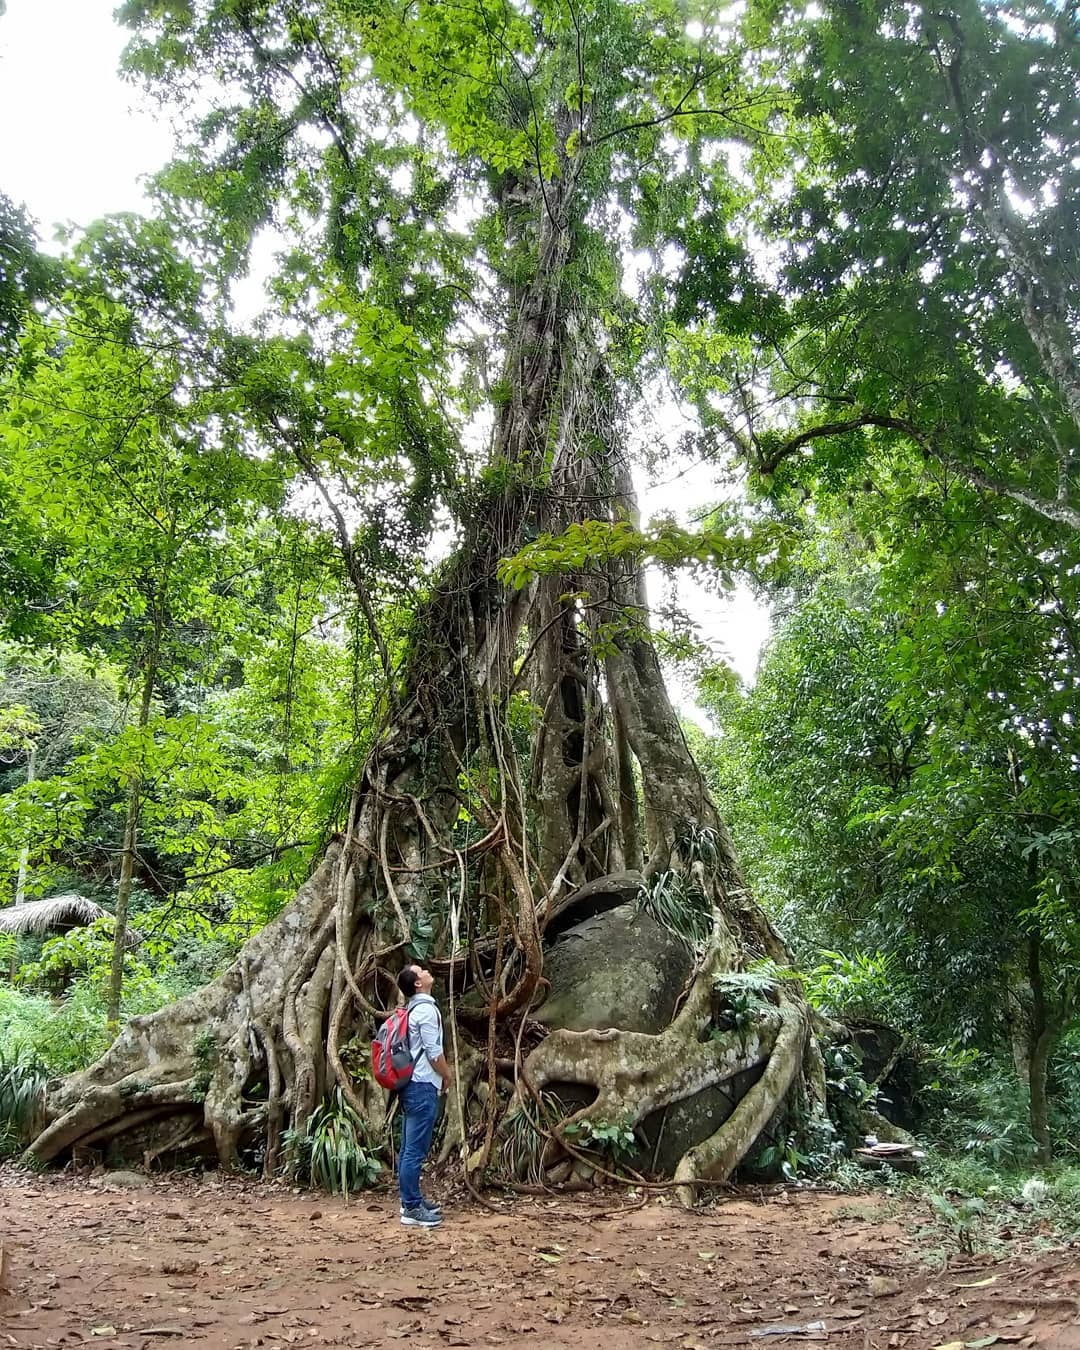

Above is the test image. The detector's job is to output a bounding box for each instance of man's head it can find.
[397,963,434,999]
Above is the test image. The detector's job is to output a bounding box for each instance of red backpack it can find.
[371,1006,419,1090]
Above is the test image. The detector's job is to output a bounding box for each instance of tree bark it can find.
[1026,930,1055,1166]
[13,743,36,909]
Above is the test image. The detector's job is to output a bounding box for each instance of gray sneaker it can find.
[400,1198,442,1216]
[400,1203,442,1228]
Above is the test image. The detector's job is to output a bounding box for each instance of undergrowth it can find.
[823,1151,1080,1253]
[283,1087,382,1199]
[0,1047,47,1155]
[0,927,235,1077]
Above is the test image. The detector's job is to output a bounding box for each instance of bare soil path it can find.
[1,1169,1077,1349]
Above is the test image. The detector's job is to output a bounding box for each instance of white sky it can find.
[0,0,172,232]
[0,0,772,694]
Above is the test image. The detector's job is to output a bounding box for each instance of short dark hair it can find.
[397,966,419,998]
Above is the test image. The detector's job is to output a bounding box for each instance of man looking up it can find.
[396,963,452,1228]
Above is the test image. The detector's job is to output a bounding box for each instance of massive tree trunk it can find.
[25,146,824,1202]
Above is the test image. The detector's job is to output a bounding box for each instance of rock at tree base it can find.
[537,902,693,1035]
[536,903,773,1175]
[636,1065,767,1175]
[848,1021,922,1131]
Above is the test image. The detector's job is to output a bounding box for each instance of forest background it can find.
[0,0,1078,1213]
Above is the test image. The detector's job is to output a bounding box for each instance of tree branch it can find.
[584,61,754,151]
[756,414,926,473]
[758,411,1080,532]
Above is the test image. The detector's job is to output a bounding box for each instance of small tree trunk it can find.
[106,578,167,1032]
[9,744,36,978]
[106,779,144,1031]
[1026,930,1055,1166]
[13,742,38,905]
[1028,1027,1054,1168]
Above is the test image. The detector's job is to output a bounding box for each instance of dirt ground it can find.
[1,1168,1077,1350]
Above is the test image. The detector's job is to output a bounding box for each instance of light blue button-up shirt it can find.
[406,992,444,1090]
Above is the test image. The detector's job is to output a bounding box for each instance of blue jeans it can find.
[398,1079,439,1209]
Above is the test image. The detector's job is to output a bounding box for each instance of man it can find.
[396,963,453,1228]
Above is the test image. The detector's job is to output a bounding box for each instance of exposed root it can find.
[518,926,816,1207]
[25,851,342,1168]
[672,1001,807,1207]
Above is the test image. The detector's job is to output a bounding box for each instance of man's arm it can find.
[429,1052,453,1089]
[416,1005,453,1089]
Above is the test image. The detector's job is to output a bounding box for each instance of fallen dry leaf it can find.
[750,1321,828,1340]
[992,1311,1035,1329]
[387,1319,424,1339]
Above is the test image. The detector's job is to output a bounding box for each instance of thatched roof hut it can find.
[0,895,141,946]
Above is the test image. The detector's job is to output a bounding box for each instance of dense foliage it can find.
[0,0,1076,1187]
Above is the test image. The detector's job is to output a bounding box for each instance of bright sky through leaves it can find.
[0,0,171,233]
[0,0,771,689]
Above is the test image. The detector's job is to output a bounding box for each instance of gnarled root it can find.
[672,1001,806,1206]
[25,850,342,1168]
[519,950,814,1207]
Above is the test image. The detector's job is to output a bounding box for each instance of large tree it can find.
[24,0,825,1196]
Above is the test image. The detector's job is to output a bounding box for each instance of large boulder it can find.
[848,1020,922,1132]
[536,898,768,1176]
[537,901,693,1035]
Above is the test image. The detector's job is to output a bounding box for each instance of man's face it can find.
[411,963,435,994]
